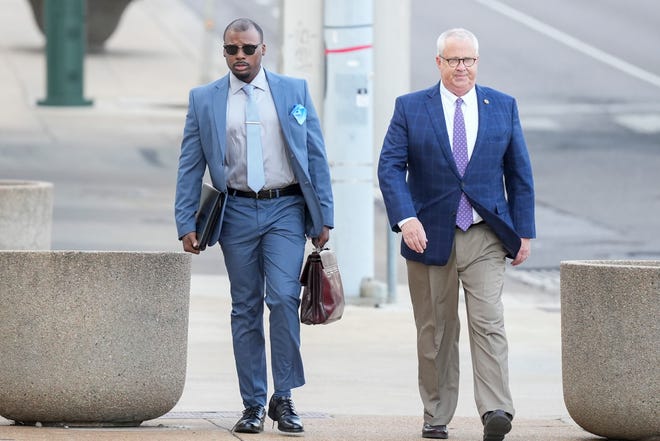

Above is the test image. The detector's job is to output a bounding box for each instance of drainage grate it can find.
[162,411,332,420]
[161,411,240,419]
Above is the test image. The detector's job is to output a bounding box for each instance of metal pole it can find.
[386,224,398,302]
[374,0,410,302]
[38,0,92,106]
[323,0,374,297]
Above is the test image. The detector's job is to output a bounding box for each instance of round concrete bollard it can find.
[560,260,660,441]
[0,251,191,427]
[0,180,53,250]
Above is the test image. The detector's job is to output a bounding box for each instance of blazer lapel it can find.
[470,85,490,167]
[265,71,295,146]
[212,76,230,161]
[425,84,461,178]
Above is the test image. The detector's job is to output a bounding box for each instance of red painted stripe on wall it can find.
[325,44,373,54]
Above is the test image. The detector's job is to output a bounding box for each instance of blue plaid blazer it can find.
[378,83,536,265]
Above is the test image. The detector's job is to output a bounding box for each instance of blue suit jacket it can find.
[175,70,334,246]
[378,83,535,265]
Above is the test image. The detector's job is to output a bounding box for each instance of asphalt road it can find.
[3,0,658,289]
[409,0,660,270]
[183,0,660,280]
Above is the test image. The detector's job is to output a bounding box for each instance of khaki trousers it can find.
[406,223,514,425]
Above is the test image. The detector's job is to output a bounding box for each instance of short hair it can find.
[436,28,479,56]
[223,18,264,42]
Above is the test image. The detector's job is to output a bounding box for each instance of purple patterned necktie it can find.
[453,97,474,231]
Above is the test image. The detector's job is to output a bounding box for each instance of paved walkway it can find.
[0,0,593,439]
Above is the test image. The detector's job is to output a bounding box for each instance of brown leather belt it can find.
[227,184,302,199]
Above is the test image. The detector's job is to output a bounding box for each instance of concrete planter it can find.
[0,251,191,427]
[560,260,660,441]
[0,180,53,250]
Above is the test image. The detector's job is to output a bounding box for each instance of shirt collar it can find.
[229,66,267,94]
[439,82,477,107]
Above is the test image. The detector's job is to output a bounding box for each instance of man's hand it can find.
[311,226,330,249]
[511,238,531,266]
[401,218,427,254]
[182,231,200,255]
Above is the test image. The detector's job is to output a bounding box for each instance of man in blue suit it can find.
[378,28,535,441]
[175,18,333,435]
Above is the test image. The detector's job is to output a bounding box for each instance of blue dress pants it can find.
[219,193,307,408]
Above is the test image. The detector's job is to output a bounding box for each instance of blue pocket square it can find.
[290,104,307,125]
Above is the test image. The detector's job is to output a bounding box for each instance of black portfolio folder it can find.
[195,183,225,251]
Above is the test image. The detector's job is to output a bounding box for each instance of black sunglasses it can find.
[223,44,261,56]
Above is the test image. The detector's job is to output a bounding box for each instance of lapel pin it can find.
[483,99,490,104]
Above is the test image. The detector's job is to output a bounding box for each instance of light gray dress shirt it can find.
[225,67,296,191]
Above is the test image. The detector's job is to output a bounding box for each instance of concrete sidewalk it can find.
[0,0,591,439]
[0,417,589,441]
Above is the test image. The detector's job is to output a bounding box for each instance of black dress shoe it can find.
[233,405,266,433]
[422,423,448,439]
[482,409,512,441]
[267,395,304,433]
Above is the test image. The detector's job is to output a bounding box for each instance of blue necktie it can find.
[243,84,265,192]
[453,97,474,231]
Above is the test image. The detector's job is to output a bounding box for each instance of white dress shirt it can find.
[439,83,478,160]
[225,67,295,191]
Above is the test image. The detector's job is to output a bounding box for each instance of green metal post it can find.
[38,0,92,106]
